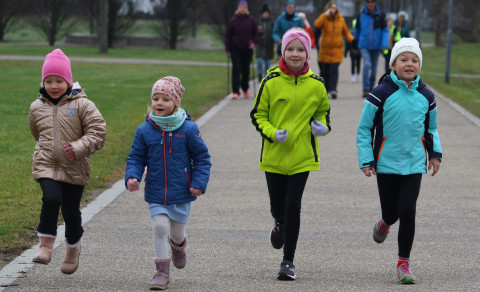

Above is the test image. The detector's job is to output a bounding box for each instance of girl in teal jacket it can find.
[356,38,442,284]
[250,28,331,281]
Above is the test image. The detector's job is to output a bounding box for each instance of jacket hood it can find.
[363,4,380,15]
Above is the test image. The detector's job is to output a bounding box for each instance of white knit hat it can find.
[389,37,422,69]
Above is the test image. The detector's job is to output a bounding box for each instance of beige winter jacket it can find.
[29,89,106,186]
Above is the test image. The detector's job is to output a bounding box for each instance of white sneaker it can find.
[356,74,361,83]
[352,75,356,83]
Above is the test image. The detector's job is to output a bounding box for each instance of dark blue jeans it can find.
[265,171,309,263]
[37,178,84,244]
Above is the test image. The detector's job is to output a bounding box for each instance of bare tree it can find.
[151,0,190,49]
[24,0,79,46]
[107,0,138,47]
[0,0,20,41]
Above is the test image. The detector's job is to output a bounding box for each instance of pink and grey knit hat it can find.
[281,28,311,59]
[42,48,72,85]
[151,76,185,107]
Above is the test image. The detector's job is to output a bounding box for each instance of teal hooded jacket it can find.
[357,72,442,174]
[250,66,331,175]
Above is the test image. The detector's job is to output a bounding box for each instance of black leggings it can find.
[37,178,84,244]
[376,173,422,258]
[265,171,309,262]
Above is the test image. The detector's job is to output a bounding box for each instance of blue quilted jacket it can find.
[125,113,211,205]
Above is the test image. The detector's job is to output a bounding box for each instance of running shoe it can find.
[397,262,416,284]
[277,260,296,281]
[270,220,284,249]
[373,218,390,243]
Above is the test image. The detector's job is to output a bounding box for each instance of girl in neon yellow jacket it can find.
[249,28,331,281]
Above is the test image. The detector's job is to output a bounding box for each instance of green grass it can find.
[0,44,227,63]
[421,43,480,117]
[4,19,224,48]
[0,49,228,267]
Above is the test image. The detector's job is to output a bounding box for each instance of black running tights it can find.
[376,173,422,258]
[265,171,309,263]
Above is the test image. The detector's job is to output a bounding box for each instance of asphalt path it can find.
[1,51,479,291]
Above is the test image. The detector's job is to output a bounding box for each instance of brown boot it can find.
[32,234,56,264]
[169,236,187,269]
[61,238,81,275]
[150,258,170,290]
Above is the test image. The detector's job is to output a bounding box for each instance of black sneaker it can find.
[270,221,284,249]
[277,260,296,280]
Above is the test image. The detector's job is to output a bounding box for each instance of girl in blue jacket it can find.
[356,38,442,284]
[125,76,211,290]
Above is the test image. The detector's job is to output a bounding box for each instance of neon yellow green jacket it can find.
[250,66,331,175]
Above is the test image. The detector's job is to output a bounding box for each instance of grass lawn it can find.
[0,49,228,268]
[421,43,480,118]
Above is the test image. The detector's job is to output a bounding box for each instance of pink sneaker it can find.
[397,262,416,284]
[373,218,390,243]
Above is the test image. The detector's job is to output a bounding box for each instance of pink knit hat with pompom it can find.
[151,76,185,107]
[42,48,72,85]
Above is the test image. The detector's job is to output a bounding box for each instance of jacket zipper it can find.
[162,131,167,205]
[185,168,191,187]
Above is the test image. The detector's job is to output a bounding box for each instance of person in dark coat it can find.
[225,0,259,99]
[255,3,275,82]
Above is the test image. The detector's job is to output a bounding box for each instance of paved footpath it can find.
[1,53,480,291]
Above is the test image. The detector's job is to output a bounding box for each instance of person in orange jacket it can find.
[314,1,356,99]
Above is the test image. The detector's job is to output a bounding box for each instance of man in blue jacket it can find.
[354,0,389,98]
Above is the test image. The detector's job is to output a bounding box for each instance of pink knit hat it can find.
[281,28,311,59]
[42,48,72,85]
[151,76,185,107]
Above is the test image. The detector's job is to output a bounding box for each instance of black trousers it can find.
[376,173,422,258]
[265,171,309,262]
[37,178,84,244]
[318,62,340,93]
[231,48,253,94]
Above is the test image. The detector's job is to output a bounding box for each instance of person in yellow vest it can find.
[383,17,395,73]
[392,11,410,45]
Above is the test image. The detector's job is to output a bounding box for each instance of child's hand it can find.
[127,178,140,191]
[428,158,441,176]
[311,120,328,136]
[190,188,202,197]
[64,144,76,161]
[275,129,288,143]
[361,167,376,177]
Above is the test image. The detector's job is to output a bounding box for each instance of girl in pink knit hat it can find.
[30,48,106,275]
[250,28,331,281]
[125,76,211,290]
